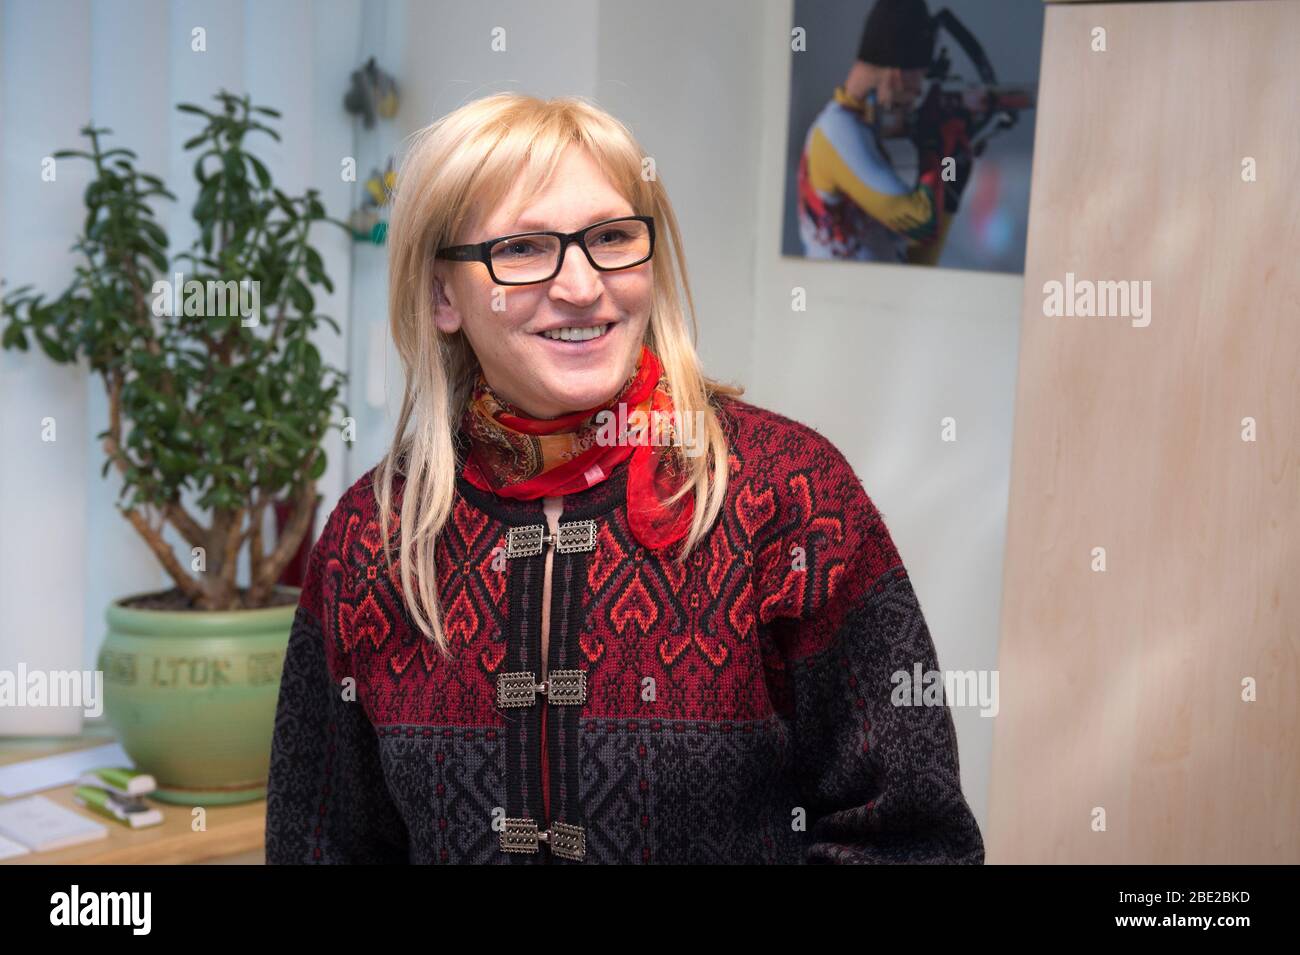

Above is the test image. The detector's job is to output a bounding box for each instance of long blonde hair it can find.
[377,91,742,655]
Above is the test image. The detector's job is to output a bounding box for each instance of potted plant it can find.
[0,90,348,804]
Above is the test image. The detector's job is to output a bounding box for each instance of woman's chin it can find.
[529,354,641,413]
[539,378,622,415]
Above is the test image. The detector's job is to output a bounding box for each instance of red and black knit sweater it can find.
[265,395,984,864]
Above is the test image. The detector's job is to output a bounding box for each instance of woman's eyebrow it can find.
[509,210,633,232]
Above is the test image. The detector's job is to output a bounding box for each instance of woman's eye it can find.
[591,229,628,245]
[501,240,542,257]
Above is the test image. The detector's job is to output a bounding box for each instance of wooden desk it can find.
[0,723,265,864]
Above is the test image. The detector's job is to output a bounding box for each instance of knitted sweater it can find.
[265,396,984,864]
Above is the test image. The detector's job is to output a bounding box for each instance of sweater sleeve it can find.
[264,517,409,864]
[758,436,984,864]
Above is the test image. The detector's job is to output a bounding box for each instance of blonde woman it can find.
[265,92,983,865]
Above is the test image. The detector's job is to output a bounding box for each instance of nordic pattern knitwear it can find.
[265,395,985,864]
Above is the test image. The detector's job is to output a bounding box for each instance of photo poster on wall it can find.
[782,0,1044,274]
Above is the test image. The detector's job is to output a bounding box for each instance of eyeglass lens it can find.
[488,219,651,282]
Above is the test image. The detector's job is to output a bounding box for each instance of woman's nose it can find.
[549,241,602,300]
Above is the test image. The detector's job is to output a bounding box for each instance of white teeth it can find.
[541,324,610,342]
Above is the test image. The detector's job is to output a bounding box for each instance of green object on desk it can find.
[73,785,164,829]
[80,766,156,797]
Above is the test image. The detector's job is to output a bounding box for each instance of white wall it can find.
[594,0,764,385]
[0,0,94,735]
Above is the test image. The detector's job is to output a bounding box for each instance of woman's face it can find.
[432,147,654,419]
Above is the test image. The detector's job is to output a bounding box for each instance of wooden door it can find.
[989,0,1300,863]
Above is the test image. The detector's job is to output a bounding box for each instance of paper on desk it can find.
[0,832,30,859]
[0,742,133,798]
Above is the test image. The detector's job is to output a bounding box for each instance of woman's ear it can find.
[431,270,462,334]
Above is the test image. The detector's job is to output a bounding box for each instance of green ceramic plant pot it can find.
[98,587,300,805]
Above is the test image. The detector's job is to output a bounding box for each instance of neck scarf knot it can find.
[460,344,695,551]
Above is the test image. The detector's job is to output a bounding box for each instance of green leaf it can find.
[248,122,282,142]
[222,151,247,183]
[193,150,217,184]
[308,451,327,479]
[287,278,314,315]
[35,331,69,362]
[2,323,29,351]
[304,246,324,276]
[141,220,169,248]
[300,340,321,377]
[245,154,272,189]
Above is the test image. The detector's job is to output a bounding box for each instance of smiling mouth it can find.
[537,323,613,343]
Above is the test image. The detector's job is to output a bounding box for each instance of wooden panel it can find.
[989,0,1300,863]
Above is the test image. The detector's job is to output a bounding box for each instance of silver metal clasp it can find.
[497,669,587,708]
[505,519,597,558]
[544,669,587,706]
[548,821,586,861]
[500,817,540,853]
[506,524,544,558]
[500,817,586,861]
[555,519,597,553]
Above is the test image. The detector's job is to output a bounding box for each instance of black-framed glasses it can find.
[435,215,655,286]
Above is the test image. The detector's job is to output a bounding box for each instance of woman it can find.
[265,92,983,864]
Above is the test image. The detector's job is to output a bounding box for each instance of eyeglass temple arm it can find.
[435,245,483,261]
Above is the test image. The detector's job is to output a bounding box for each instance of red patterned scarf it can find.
[460,345,695,550]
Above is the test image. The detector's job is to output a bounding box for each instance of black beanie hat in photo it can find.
[856,0,935,69]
